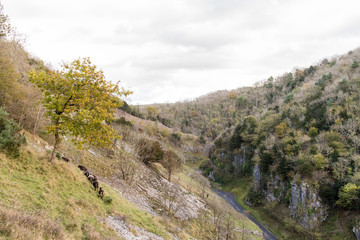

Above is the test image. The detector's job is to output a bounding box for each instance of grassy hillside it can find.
[0,133,238,240]
[0,110,263,239]
[0,132,171,240]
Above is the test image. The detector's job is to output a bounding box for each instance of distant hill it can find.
[150,47,360,239]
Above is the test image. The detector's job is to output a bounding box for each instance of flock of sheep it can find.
[78,165,104,200]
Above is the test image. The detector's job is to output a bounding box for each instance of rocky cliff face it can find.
[211,142,329,228]
[232,146,247,173]
[253,168,328,228]
[288,181,327,228]
[353,225,360,240]
[243,151,327,228]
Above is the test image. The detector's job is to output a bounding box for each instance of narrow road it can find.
[212,188,278,240]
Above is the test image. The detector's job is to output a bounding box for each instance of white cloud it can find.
[3,0,360,104]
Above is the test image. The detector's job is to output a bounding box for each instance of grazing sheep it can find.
[88,175,94,183]
[98,187,104,199]
[93,180,99,191]
[61,156,70,162]
[78,165,87,172]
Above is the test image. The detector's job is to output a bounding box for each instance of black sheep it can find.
[61,156,71,162]
[84,171,90,177]
[88,175,94,183]
[93,180,99,191]
[78,165,87,172]
[98,187,104,199]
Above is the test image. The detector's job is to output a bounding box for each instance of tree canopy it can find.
[0,3,11,38]
[29,57,132,162]
[161,150,182,182]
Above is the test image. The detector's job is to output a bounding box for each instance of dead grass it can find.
[81,223,114,240]
[0,204,65,240]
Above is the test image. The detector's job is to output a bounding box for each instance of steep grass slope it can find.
[0,111,263,239]
[0,132,171,240]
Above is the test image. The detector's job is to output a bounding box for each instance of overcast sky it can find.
[4,0,360,104]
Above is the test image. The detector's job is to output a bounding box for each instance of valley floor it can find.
[213,188,278,240]
[215,177,359,240]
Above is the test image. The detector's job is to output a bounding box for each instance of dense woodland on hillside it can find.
[131,48,360,238]
[143,48,360,210]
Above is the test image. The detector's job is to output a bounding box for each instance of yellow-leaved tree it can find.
[29,57,132,162]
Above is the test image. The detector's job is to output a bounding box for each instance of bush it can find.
[113,117,133,127]
[137,138,164,164]
[336,183,360,209]
[103,196,113,205]
[0,108,26,157]
[275,122,288,138]
[199,161,213,176]
[284,93,294,103]
[247,187,263,206]
[169,132,181,145]
[296,154,314,176]
[311,153,327,169]
[307,127,318,138]
[199,135,206,144]
[351,61,359,69]
[212,169,233,184]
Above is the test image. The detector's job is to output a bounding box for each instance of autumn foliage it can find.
[29,57,132,162]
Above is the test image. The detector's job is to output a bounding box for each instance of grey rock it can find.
[253,164,261,190]
[353,225,360,240]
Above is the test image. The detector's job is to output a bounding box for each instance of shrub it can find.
[275,122,288,138]
[0,108,26,157]
[103,196,113,205]
[247,187,263,206]
[307,127,318,138]
[236,95,248,109]
[212,170,233,184]
[169,132,181,145]
[336,183,360,209]
[284,93,294,103]
[113,117,133,127]
[296,154,314,176]
[311,153,327,169]
[137,138,164,164]
[199,135,206,144]
[199,161,213,176]
[351,61,359,69]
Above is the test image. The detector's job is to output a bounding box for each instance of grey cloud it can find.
[133,51,231,70]
[5,0,360,105]
[330,17,360,38]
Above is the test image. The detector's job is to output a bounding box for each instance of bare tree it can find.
[224,213,236,240]
[163,185,185,217]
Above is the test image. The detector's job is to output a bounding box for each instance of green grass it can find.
[0,137,169,239]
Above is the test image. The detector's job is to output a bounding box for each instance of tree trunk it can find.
[50,129,60,163]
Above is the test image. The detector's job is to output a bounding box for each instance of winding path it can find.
[212,188,278,240]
